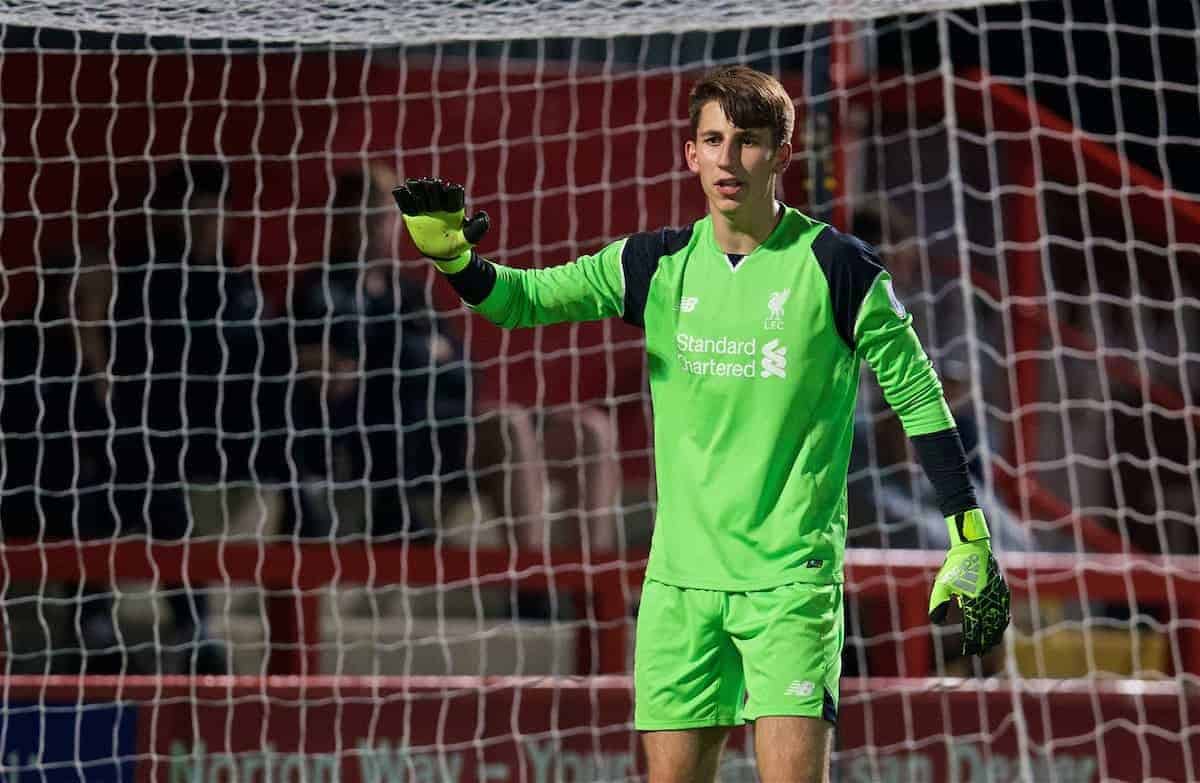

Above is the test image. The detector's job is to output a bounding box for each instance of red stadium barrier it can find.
[0,675,1194,782]
[3,541,1200,679]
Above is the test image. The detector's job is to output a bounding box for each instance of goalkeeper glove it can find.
[928,508,1011,656]
[392,177,490,272]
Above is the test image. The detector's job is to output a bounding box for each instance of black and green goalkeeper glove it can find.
[928,508,1011,656]
[392,177,490,272]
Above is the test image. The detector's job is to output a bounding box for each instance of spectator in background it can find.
[315,165,470,539]
[106,159,248,674]
[0,250,111,540]
[252,283,364,539]
[313,165,621,553]
[0,249,116,673]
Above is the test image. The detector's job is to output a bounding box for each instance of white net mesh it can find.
[0,0,1023,44]
[1,0,1199,780]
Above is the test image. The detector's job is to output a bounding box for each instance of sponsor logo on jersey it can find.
[675,333,758,377]
[883,279,907,318]
[760,338,787,378]
[676,334,756,355]
[677,296,699,313]
[673,332,789,380]
[764,288,790,330]
[785,680,815,698]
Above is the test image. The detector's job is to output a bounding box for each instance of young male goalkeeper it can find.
[392,65,1011,783]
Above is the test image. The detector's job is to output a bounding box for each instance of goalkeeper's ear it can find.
[772,139,793,175]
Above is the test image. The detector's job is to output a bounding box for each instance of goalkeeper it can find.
[393,65,1010,782]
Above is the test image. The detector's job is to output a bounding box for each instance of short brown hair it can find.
[688,65,795,149]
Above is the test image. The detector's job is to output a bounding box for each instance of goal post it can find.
[1,1,1199,780]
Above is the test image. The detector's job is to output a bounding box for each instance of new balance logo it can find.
[785,680,815,698]
[760,338,787,378]
[678,296,699,313]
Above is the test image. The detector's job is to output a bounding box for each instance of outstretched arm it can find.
[394,177,626,328]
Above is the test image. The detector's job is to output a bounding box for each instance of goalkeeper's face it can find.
[685,100,791,218]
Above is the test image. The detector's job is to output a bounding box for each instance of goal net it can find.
[0,0,1197,780]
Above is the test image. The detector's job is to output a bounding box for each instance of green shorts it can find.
[633,579,843,731]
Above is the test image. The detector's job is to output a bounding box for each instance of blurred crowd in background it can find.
[0,160,625,674]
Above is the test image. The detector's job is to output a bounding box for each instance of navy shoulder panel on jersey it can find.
[621,224,694,328]
[811,225,886,350]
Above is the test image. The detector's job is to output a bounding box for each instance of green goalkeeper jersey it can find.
[471,205,954,590]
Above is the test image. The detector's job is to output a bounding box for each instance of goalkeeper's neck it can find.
[709,198,785,256]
